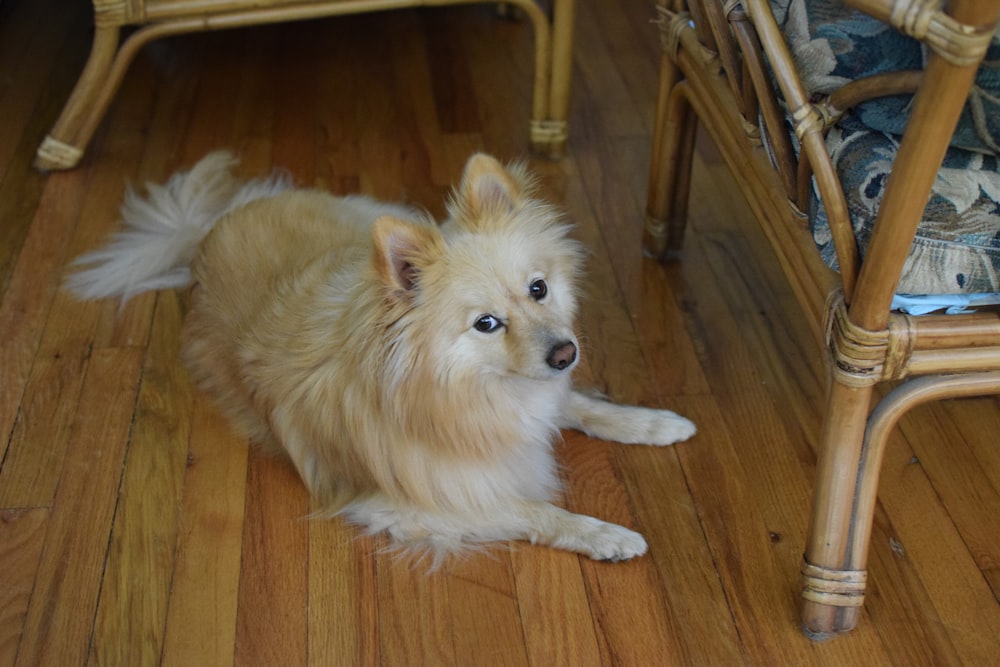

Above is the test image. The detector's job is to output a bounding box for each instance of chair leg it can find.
[667,107,697,254]
[529,0,575,158]
[35,25,123,170]
[800,377,874,639]
[644,49,696,260]
[825,371,1000,634]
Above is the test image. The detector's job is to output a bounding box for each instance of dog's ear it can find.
[456,153,524,220]
[372,216,439,294]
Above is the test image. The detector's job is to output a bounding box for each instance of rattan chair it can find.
[35,0,576,170]
[646,0,1000,638]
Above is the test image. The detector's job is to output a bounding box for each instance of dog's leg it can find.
[343,495,647,562]
[268,412,346,507]
[512,500,648,561]
[560,391,696,446]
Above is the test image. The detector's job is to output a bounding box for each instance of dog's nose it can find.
[546,340,577,371]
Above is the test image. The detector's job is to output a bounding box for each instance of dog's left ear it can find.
[457,153,524,219]
[372,216,440,294]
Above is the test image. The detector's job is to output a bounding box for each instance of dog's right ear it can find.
[454,153,525,223]
[372,216,440,295]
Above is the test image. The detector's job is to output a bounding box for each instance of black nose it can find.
[546,340,577,371]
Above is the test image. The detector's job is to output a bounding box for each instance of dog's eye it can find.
[473,314,503,333]
[529,279,548,301]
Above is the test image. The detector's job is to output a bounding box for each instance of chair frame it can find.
[646,0,1000,638]
[35,0,576,170]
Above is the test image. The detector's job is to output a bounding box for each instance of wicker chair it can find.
[35,0,576,170]
[646,0,1000,638]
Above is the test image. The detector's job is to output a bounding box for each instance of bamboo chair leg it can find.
[668,109,697,254]
[800,377,873,639]
[35,24,122,170]
[830,372,1000,632]
[644,71,696,261]
[527,0,574,158]
[646,48,678,214]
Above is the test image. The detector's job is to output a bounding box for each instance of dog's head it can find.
[371,154,585,385]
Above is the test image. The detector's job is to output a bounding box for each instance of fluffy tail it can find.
[65,151,291,303]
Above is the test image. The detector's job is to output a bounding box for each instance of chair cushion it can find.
[811,113,1000,295]
[771,0,1000,296]
[773,0,1000,155]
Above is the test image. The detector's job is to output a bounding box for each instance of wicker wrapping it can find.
[852,0,996,65]
[824,291,919,386]
[800,560,867,607]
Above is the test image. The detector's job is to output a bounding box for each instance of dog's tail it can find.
[65,150,291,303]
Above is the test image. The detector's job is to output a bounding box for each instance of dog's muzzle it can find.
[546,340,577,371]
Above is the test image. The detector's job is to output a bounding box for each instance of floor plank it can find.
[0,508,49,666]
[160,401,248,666]
[233,454,310,666]
[87,294,193,666]
[15,348,144,667]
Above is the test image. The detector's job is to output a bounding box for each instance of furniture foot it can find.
[800,375,873,637]
[529,120,568,158]
[34,136,85,171]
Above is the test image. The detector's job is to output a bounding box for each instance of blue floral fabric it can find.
[771,0,1000,296]
[772,0,1000,154]
[814,114,1000,294]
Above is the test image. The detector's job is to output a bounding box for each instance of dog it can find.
[67,151,696,562]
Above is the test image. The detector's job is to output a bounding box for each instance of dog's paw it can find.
[559,518,648,562]
[608,408,696,446]
[643,410,697,446]
[567,393,696,447]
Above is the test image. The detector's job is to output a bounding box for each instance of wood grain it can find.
[0,168,88,468]
[87,293,194,666]
[1,1,998,664]
[308,524,380,666]
[444,554,529,666]
[510,545,603,667]
[233,454,310,666]
[14,348,144,667]
[375,557,457,665]
[0,508,49,665]
[0,0,91,288]
[160,401,248,666]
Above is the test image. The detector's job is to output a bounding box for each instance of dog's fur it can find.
[67,152,696,562]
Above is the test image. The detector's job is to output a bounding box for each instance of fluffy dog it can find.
[67,152,696,561]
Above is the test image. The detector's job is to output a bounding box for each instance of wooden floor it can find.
[2,0,999,664]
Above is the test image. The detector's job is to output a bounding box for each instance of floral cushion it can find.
[771,0,1000,297]
[812,114,1000,295]
[772,0,1000,155]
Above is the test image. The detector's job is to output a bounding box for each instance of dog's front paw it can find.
[611,408,696,446]
[567,393,696,447]
[644,410,697,446]
[559,517,648,562]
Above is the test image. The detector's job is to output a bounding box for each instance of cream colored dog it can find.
[68,152,696,561]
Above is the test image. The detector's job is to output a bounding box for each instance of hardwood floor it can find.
[2,0,999,664]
